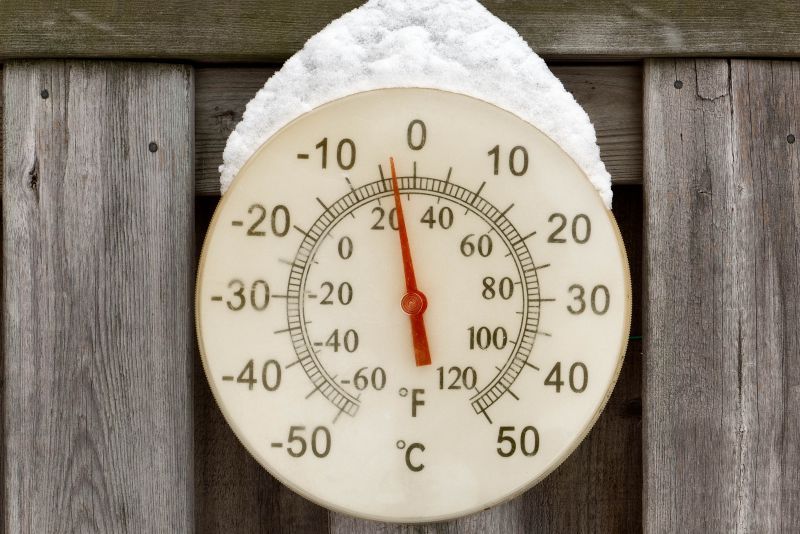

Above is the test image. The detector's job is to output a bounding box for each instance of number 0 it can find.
[407,120,426,150]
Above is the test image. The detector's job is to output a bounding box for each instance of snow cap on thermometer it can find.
[219,0,613,208]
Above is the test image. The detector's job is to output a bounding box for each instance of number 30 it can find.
[567,284,610,315]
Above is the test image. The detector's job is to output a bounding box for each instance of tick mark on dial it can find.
[222,375,234,381]
[273,327,291,334]
[297,153,310,160]
[438,168,453,204]
[493,366,522,399]
[343,177,357,217]
[271,442,284,448]
[315,197,329,210]
[332,406,346,424]
[286,354,312,369]
[210,296,222,302]
[480,410,493,424]
[293,225,308,237]
[524,360,541,371]
[467,181,487,213]
[506,230,537,256]
[231,220,243,227]
[534,263,551,271]
[499,203,515,218]
[305,383,322,399]
[534,298,556,303]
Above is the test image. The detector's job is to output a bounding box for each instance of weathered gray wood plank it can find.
[195,64,642,195]
[195,67,277,196]
[1,67,4,194]
[555,65,643,186]
[0,1,798,61]
[193,196,330,534]
[0,65,4,534]
[644,59,800,532]
[328,185,643,533]
[2,63,642,196]
[2,61,194,532]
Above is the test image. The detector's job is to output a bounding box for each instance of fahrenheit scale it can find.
[196,88,631,522]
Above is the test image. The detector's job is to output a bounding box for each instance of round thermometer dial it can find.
[197,88,631,523]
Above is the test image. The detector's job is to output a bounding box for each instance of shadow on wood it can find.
[193,64,642,195]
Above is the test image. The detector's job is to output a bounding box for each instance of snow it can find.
[220,0,613,208]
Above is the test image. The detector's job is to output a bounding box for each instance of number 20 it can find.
[547,213,591,244]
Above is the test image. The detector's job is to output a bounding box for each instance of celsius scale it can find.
[196,88,631,522]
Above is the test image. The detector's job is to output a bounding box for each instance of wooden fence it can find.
[1,2,799,532]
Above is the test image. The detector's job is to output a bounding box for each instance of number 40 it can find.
[544,362,588,393]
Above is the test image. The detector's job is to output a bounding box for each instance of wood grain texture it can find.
[0,1,799,61]
[195,187,642,532]
[0,67,3,193]
[193,196,330,534]
[554,65,643,186]
[644,59,800,532]
[194,67,277,196]
[2,61,194,532]
[0,66,3,534]
[194,64,642,195]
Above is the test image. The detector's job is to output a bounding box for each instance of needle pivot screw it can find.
[401,291,428,315]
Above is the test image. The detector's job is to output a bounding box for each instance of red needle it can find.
[389,157,432,367]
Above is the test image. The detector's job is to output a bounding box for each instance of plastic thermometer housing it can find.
[196,88,631,523]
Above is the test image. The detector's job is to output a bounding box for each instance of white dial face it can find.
[196,88,631,523]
